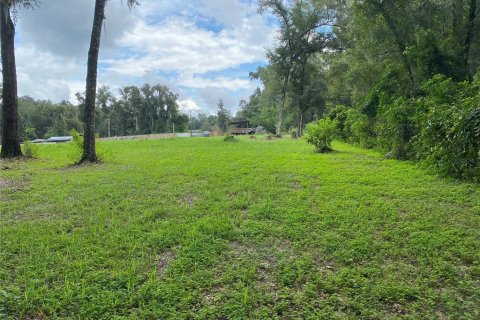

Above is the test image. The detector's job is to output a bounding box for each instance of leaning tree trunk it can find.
[81,0,107,163]
[0,1,22,158]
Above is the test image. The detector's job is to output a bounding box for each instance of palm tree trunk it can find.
[0,1,22,158]
[81,0,107,163]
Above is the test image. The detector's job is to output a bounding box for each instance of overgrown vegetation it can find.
[237,0,480,182]
[327,76,480,181]
[1,137,479,319]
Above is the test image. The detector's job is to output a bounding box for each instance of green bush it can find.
[344,109,376,148]
[305,118,337,153]
[326,105,349,140]
[375,97,422,159]
[22,141,39,159]
[412,76,480,181]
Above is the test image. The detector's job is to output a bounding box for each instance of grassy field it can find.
[1,136,479,319]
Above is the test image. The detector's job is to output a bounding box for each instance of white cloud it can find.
[16,44,86,102]
[178,75,253,90]
[109,15,271,77]
[14,0,276,114]
[178,98,201,112]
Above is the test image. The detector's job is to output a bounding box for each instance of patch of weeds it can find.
[0,177,13,189]
[223,134,236,142]
[22,141,40,159]
[67,129,114,163]
[175,192,198,208]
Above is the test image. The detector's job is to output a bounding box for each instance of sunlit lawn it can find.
[1,136,479,319]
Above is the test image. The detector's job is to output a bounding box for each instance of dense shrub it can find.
[360,66,411,118]
[322,75,480,181]
[305,118,337,153]
[412,76,480,181]
[344,109,376,148]
[327,106,375,148]
[375,97,421,159]
[326,105,349,140]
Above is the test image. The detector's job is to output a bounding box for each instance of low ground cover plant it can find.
[1,137,478,319]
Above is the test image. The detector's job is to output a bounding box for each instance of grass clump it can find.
[223,134,236,142]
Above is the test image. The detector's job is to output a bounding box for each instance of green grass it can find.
[1,137,479,319]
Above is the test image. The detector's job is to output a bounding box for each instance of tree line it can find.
[238,0,479,181]
[6,88,239,142]
[9,84,189,141]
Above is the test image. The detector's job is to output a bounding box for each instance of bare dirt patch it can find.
[157,251,175,278]
[314,254,336,274]
[0,177,13,189]
[0,176,27,193]
[176,193,198,208]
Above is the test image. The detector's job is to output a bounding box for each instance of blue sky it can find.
[15,0,277,115]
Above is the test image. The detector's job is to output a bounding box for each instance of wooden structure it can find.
[228,120,255,135]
